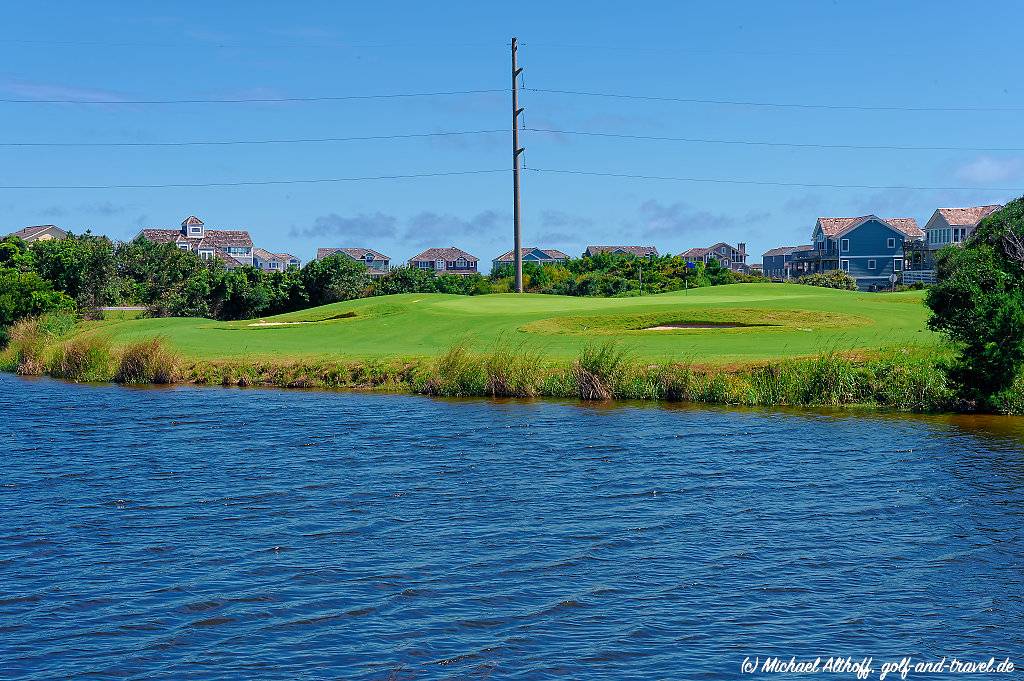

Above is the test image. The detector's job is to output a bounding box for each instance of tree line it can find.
[0,233,757,344]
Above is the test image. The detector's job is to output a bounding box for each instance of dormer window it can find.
[365,254,374,262]
[456,257,466,267]
[190,227,202,234]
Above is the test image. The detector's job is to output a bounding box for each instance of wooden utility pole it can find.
[511,37,524,293]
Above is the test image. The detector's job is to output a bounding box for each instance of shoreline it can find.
[2,334,965,413]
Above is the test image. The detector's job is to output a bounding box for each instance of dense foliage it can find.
[926,198,1024,411]
[797,270,858,290]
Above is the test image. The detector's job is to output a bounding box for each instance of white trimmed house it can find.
[408,247,479,275]
[135,216,254,269]
[253,248,301,271]
[316,247,390,277]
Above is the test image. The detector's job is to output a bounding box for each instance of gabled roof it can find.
[196,230,253,248]
[9,224,67,240]
[585,245,659,257]
[181,215,205,227]
[934,205,1002,227]
[253,247,299,262]
[493,247,570,262]
[409,247,478,262]
[317,247,389,260]
[762,245,802,257]
[816,215,922,239]
[139,228,252,248]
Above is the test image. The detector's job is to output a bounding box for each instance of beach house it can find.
[681,242,748,271]
[408,247,479,275]
[135,216,254,269]
[491,247,569,272]
[790,215,924,290]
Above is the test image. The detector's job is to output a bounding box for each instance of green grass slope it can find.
[77,284,937,365]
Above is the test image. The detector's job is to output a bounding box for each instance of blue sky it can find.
[2,1,1023,264]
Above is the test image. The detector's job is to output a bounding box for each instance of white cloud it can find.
[954,156,1024,184]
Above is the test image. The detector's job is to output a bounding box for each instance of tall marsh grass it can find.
[48,336,113,382]
[114,338,179,384]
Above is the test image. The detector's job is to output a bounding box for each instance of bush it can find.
[573,342,628,400]
[114,338,179,384]
[797,270,858,290]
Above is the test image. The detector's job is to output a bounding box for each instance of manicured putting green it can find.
[77,283,937,365]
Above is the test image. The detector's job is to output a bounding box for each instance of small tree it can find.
[300,255,372,306]
[926,198,1024,409]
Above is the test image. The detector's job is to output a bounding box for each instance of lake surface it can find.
[2,374,1022,679]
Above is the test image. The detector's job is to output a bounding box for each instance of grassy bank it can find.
[1,312,961,412]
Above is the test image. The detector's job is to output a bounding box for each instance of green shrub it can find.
[797,270,858,290]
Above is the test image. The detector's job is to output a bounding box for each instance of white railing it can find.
[902,270,937,285]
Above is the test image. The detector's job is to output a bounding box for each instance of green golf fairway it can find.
[75,284,937,366]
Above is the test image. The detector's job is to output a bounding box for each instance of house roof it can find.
[181,215,205,227]
[935,205,1002,227]
[138,227,252,248]
[585,245,659,257]
[682,242,744,258]
[317,247,389,260]
[10,224,67,240]
[254,247,298,262]
[409,247,479,262]
[816,215,923,239]
[493,247,570,262]
[762,245,802,257]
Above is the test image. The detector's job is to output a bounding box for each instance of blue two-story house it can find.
[790,215,924,290]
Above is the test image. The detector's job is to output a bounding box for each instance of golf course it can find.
[75,283,936,365]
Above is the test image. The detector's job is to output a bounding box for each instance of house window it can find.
[417,261,431,269]
[868,259,876,270]
[200,251,212,260]
[456,257,466,267]
[435,259,445,270]
[893,258,903,272]
[841,238,850,252]
[178,244,190,251]
[840,259,850,272]
[190,227,202,234]
[887,237,896,248]
[365,254,374,262]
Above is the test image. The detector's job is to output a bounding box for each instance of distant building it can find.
[790,215,923,290]
[253,248,300,271]
[584,245,659,258]
[408,247,479,275]
[492,247,569,272]
[924,205,1002,250]
[316,247,390,277]
[761,245,812,279]
[135,216,254,269]
[681,242,748,271]
[8,225,68,243]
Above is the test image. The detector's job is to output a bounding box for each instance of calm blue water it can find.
[1,374,1022,679]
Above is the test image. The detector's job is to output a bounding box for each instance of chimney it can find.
[738,242,746,260]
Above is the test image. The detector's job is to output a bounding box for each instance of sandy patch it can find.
[644,323,747,330]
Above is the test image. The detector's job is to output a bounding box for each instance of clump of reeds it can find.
[114,337,179,384]
[48,336,113,382]
[572,341,629,400]
[5,311,78,376]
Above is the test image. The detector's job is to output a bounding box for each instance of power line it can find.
[0,88,505,105]
[0,129,504,148]
[526,87,1024,113]
[528,167,1019,192]
[0,38,503,50]
[0,168,506,190]
[525,127,1024,153]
